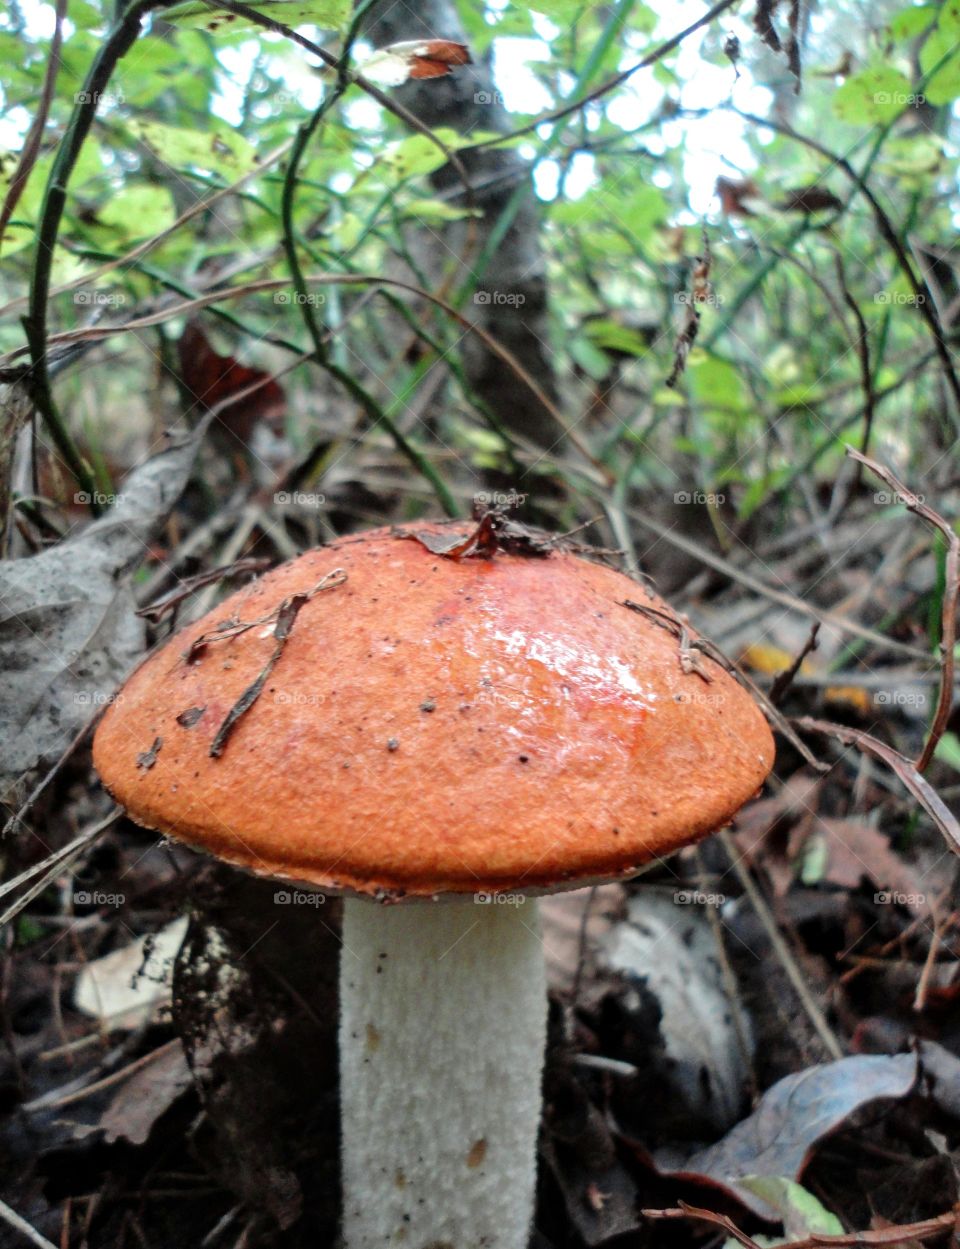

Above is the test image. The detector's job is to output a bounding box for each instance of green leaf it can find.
[69,1,107,29]
[889,5,936,40]
[331,212,363,251]
[832,66,914,124]
[96,184,176,240]
[937,0,960,33]
[1,140,104,259]
[584,319,652,356]
[489,8,535,34]
[570,336,612,381]
[799,833,829,885]
[401,198,482,224]
[737,466,792,520]
[530,0,593,18]
[551,184,668,248]
[735,1178,843,1241]
[377,129,497,184]
[686,354,747,417]
[0,220,36,258]
[129,120,258,177]
[935,732,960,773]
[877,133,942,177]
[919,28,960,104]
[380,133,453,182]
[159,0,350,34]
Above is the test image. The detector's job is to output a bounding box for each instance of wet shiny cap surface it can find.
[93,523,775,897]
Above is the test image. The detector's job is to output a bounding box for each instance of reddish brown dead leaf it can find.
[716,176,762,217]
[729,771,822,896]
[178,320,285,450]
[777,185,843,214]
[100,1042,192,1145]
[361,39,471,87]
[816,817,927,913]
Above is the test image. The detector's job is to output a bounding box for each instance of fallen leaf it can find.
[603,891,754,1135]
[661,1053,917,1218]
[74,916,189,1030]
[816,818,928,912]
[542,1136,639,1246]
[739,642,798,675]
[729,772,822,896]
[0,434,203,794]
[100,1042,193,1145]
[916,1039,960,1120]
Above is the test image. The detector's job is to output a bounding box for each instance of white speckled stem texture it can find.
[340,894,547,1249]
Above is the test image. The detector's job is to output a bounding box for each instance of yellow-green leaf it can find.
[832,65,914,124]
[130,120,258,177]
[159,0,350,35]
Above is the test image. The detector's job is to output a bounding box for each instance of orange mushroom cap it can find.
[93,523,774,897]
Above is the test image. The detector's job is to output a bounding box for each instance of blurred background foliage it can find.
[0,0,958,547]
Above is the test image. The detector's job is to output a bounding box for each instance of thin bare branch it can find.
[846,447,959,771]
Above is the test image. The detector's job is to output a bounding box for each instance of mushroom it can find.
[93,521,774,1249]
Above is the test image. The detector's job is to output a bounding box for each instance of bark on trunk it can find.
[360,0,563,451]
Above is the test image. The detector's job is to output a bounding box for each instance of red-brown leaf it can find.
[177,321,285,447]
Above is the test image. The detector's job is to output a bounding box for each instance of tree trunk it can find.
[360,0,563,451]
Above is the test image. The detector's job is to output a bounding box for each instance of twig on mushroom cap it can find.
[205,569,347,757]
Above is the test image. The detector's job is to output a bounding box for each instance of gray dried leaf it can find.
[0,433,201,793]
[663,1052,918,1217]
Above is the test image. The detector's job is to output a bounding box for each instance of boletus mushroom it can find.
[93,519,774,1248]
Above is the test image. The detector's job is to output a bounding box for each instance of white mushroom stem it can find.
[340,893,547,1249]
